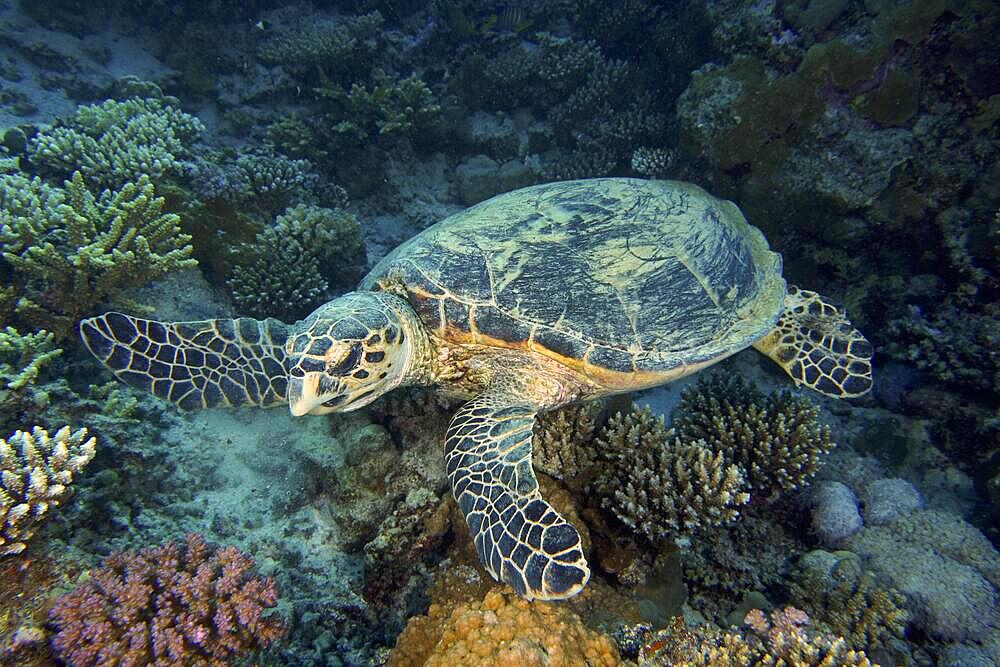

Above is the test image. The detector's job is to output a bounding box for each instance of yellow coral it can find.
[0,426,95,557]
[389,588,621,667]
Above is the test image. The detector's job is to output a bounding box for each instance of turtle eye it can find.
[327,342,362,376]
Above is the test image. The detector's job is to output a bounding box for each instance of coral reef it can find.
[789,550,908,652]
[227,202,364,321]
[317,71,442,144]
[860,477,924,526]
[0,328,61,411]
[638,607,874,666]
[388,587,620,666]
[591,376,834,545]
[672,375,834,498]
[844,509,1000,642]
[593,405,750,541]
[1,171,196,338]
[48,533,286,666]
[681,505,805,623]
[0,426,95,557]
[809,481,862,546]
[257,11,383,68]
[532,401,602,489]
[28,96,204,188]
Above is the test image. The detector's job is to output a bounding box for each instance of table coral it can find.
[388,588,620,667]
[48,533,286,667]
[1,171,196,338]
[0,425,95,558]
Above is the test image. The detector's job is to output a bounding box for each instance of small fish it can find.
[494,5,532,33]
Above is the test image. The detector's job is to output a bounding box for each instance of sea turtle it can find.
[80,178,873,601]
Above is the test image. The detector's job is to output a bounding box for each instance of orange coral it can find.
[389,588,622,667]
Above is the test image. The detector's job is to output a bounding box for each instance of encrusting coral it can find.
[28,96,204,188]
[48,533,286,666]
[593,405,750,541]
[387,587,620,667]
[672,375,834,498]
[0,426,95,557]
[1,171,196,338]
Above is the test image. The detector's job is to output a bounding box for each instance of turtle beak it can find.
[288,374,351,416]
[287,377,313,416]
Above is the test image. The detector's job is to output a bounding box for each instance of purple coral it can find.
[48,534,285,666]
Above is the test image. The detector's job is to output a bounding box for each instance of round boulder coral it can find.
[861,478,923,526]
[388,588,620,667]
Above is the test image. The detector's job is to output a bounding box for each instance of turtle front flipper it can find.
[753,285,873,398]
[445,392,590,601]
[80,312,290,409]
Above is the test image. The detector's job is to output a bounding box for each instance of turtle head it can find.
[285,292,416,416]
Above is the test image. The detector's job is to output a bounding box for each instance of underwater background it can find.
[0,0,997,665]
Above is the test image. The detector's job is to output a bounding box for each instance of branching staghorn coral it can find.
[0,327,62,396]
[672,375,834,498]
[48,533,286,666]
[27,96,204,188]
[593,406,750,541]
[1,171,196,338]
[0,425,95,557]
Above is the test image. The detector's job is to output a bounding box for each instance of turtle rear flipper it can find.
[753,286,873,398]
[445,392,590,600]
[80,312,290,409]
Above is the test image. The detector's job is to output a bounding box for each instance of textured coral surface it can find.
[48,533,285,666]
[388,588,620,667]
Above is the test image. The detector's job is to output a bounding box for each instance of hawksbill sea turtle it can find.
[80,178,873,601]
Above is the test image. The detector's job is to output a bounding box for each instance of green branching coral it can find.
[0,327,62,400]
[257,11,383,67]
[273,204,365,287]
[317,71,441,143]
[672,375,834,498]
[593,406,750,541]
[1,171,196,338]
[227,204,364,321]
[1,425,96,557]
[27,96,204,188]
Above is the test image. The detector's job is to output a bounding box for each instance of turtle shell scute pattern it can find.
[361,178,786,376]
